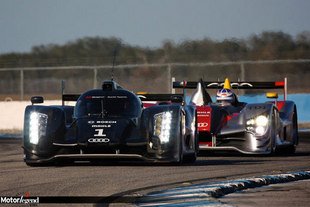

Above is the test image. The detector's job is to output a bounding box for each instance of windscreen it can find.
[75,94,140,118]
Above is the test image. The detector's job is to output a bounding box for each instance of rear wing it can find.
[137,93,183,102]
[173,78,288,100]
[61,80,80,105]
[62,94,80,105]
[137,94,185,105]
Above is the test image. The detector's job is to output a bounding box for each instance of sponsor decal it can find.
[197,122,208,127]
[87,120,117,141]
[88,138,110,143]
[85,95,128,99]
[107,95,127,99]
[91,125,111,128]
[96,120,116,124]
[88,120,117,125]
[197,106,211,132]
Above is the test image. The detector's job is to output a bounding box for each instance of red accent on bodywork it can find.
[199,141,212,147]
[275,81,285,87]
[226,113,239,122]
[196,106,212,132]
[276,101,285,111]
[226,115,232,122]
[142,102,157,108]
[197,106,215,147]
[142,101,172,108]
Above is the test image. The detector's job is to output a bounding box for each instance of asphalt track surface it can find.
[0,132,309,206]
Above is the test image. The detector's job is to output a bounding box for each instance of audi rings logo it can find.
[88,138,110,143]
[198,123,209,127]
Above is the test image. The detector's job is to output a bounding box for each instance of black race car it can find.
[23,80,198,166]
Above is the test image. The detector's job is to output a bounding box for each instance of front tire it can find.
[288,107,298,153]
[183,131,198,163]
[283,107,298,154]
[183,151,197,163]
[176,122,184,164]
[269,109,277,155]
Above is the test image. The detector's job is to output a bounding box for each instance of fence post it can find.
[93,68,98,89]
[20,69,24,101]
[171,77,175,94]
[240,62,245,81]
[167,64,171,93]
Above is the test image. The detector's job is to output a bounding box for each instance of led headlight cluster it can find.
[29,112,48,145]
[153,111,173,143]
[246,115,269,136]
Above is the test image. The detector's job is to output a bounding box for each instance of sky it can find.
[0,0,310,54]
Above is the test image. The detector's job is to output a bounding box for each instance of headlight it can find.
[29,112,48,145]
[255,115,268,126]
[246,115,269,136]
[153,111,172,143]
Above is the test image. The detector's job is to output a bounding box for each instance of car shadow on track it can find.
[31,157,266,167]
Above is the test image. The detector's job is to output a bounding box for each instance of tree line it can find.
[0,31,309,68]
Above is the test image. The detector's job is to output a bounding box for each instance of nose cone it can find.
[190,80,212,106]
[77,118,132,145]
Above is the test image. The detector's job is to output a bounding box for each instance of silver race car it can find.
[173,78,298,154]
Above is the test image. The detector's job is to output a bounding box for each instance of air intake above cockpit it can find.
[102,80,123,91]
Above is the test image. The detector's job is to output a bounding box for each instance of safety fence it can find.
[0,59,309,101]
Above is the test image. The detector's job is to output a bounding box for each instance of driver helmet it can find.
[216,88,235,105]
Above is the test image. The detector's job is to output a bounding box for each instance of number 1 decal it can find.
[94,129,106,137]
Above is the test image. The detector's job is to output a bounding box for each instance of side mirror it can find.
[171,95,183,103]
[266,92,278,99]
[31,96,44,105]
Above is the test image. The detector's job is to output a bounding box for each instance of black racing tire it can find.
[283,106,298,154]
[174,118,184,165]
[292,107,299,146]
[285,145,296,154]
[183,152,197,163]
[183,130,198,163]
[269,109,277,155]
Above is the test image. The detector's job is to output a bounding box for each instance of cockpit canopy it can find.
[74,89,142,118]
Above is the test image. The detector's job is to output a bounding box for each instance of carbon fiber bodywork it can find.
[23,81,198,165]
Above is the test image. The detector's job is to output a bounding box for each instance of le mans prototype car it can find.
[23,80,198,166]
[173,78,298,155]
